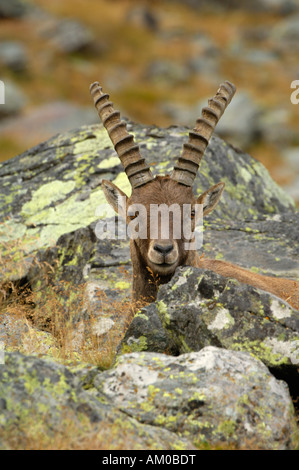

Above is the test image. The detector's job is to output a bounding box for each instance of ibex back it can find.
[90,81,299,311]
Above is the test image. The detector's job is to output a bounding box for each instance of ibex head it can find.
[90,81,236,287]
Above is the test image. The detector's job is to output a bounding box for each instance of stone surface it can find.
[121,267,299,399]
[0,80,27,118]
[0,41,28,72]
[0,0,27,18]
[95,347,298,450]
[0,351,195,450]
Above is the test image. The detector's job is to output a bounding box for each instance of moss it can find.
[121,336,148,354]
[98,156,120,169]
[231,339,290,367]
[239,167,253,184]
[214,419,237,440]
[73,130,112,155]
[114,281,131,290]
[24,370,41,395]
[156,300,170,325]
[188,391,206,402]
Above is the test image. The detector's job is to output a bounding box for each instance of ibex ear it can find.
[102,179,128,217]
[197,182,225,216]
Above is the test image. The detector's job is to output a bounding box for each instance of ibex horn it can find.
[90,82,154,189]
[171,81,236,187]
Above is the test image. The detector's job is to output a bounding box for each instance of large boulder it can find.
[0,347,297,450]
[0,350,195,450]
[120,266,299,401]
[95,347,298,450]
[0,122,298,449]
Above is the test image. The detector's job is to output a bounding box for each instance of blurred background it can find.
[0,0,299,205]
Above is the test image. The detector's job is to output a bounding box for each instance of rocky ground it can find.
[0,120,298,449]
[0,0,299,204]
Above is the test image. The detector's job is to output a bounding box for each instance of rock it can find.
[0,313,59,356]
[0,0,27,18]
[126,6,159,31]
[187,56,221,83]
[258,107,296,147]
[39,18,94,53]
[0,351,194,450]
[121,266,299,399]
[282,147,299,172]
[95,347,298,449]
[271,14,299,52]
[0,79,27,118]
[162,91,263,149]
[0,41,28,72]
[209,91,263,149]
[145,60,191,85]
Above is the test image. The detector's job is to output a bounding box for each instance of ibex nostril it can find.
[154,244,174,255]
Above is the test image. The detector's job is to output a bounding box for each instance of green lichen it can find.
[21,180,76,216]
[115,281,131,290]
[121,336,148,354]
[214,419,237,440]
[231,339,290,367]
[156,300,170,325]
[98,156,120,169]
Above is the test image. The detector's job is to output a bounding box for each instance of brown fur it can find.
[102,176,299,311]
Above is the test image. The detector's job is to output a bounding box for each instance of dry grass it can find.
[2,409,142,450]
[1,279,134,369]
[0,232,134,369]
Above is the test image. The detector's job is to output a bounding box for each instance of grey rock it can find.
[121,266,299,397]
[0,351,194,450]
[282,147,299,172]
[0,41,28,72]
[0,0,27,18]
[211,91,262,149]
[146,60,191,85]
[40,18,94,53]
[258,107,296,147]
[95,347,298,449]
[271,14,299,52]
[162,91,263,149]
[126,6,159,31]
[0,79,27,118]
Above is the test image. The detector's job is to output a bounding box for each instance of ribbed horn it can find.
[90,82,154,189]
[171,81,236,187]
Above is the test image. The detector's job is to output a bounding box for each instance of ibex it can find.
[90,81,299,311]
